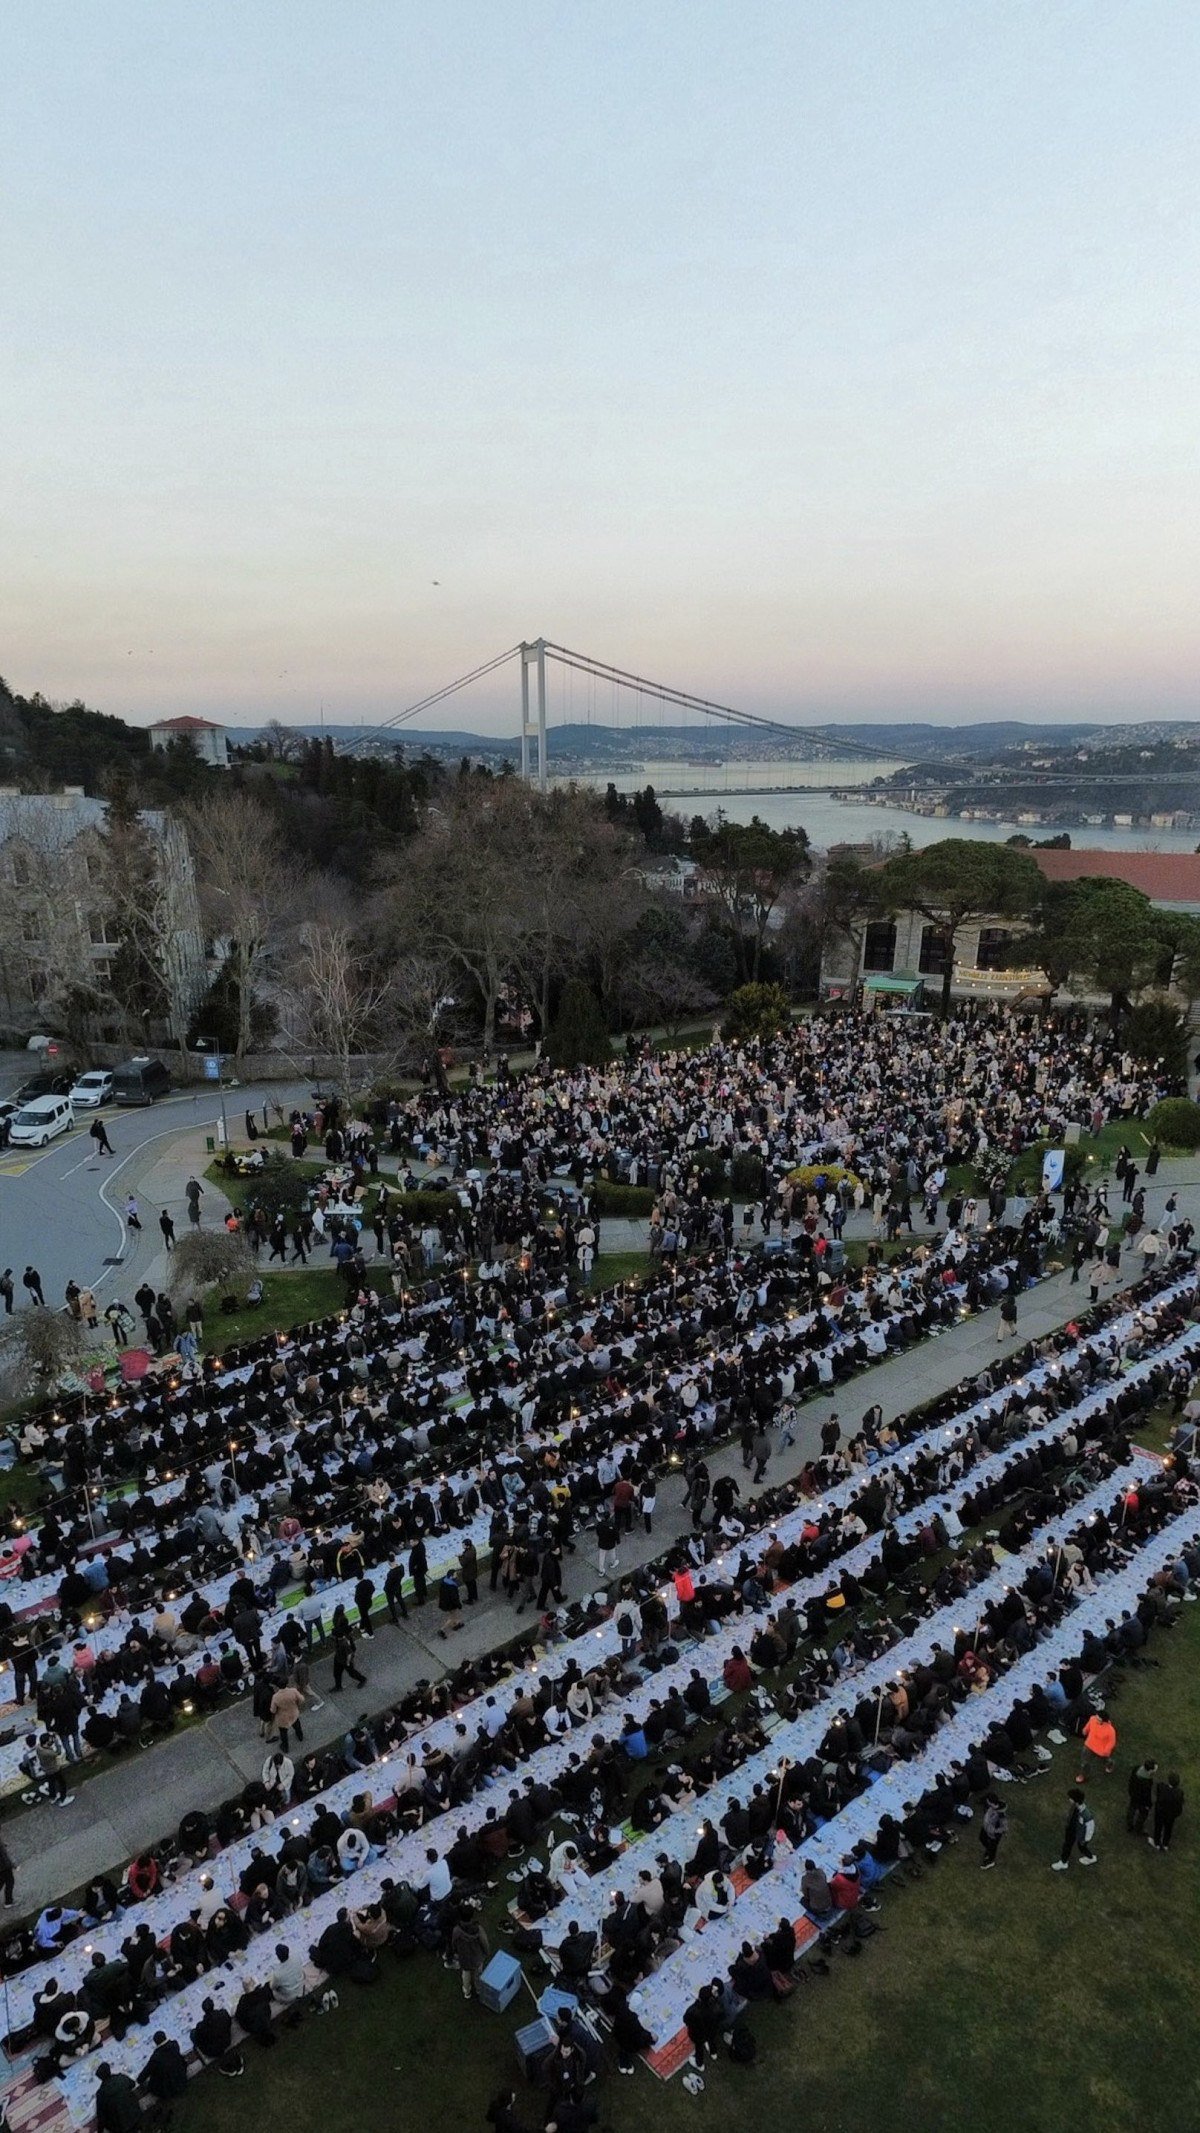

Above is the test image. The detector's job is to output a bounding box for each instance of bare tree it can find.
[261,720,305,763]
[169,1229,254,1309]
[0,1308,87,1401]
[185,790,304,1064]
[383,779,532,1056]
[621,952,716,1038]
[284,914,398,1097]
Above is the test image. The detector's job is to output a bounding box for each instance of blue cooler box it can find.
[478,1951,523,2011]
[514,2015,555,2075]
[538,1987,579,2022]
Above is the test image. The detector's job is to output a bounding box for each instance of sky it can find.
[2,2,1198,736]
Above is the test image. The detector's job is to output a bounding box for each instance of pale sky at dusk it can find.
[2,3,1198,734]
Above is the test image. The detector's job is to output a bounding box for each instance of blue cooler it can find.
[478,1951,523,2011]
[514,2015,555,2075]
[538,1986,579,2022]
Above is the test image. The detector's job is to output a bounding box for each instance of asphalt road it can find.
[0,1073,310,1311]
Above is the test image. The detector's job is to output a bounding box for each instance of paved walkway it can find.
[7,1193,1192,1915]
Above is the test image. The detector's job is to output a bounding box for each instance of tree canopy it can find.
[878,838,1043,1014]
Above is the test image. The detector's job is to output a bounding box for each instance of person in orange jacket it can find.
[1077,1708,1117,1784]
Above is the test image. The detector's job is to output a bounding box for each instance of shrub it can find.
[721,983,792,1044]
[1122,999,1188,1079]
[545,981,612,1069]
[589,1180,657,1216]
[1147,1096,1200,1150]
[786,1162,864,1197]
[730,1150,767,1199]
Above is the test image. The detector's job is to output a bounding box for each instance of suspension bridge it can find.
[343,639,884,787]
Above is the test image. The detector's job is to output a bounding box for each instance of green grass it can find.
[197,1267,351,1352]
[172,1592,1200,2133]
[587,1248,652,1292]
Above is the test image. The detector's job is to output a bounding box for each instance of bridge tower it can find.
[519,639,548,790]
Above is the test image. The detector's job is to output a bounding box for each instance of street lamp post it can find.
[195,1037,228,1145]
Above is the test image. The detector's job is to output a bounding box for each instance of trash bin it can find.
[205,1135,215,1153]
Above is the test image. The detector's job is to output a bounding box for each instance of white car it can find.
[9,1095,74,1147]
[69,1070,114,1109]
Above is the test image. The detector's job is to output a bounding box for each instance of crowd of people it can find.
[0,1006,1189,2124]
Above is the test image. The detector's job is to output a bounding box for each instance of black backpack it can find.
[728,2018,757,2065]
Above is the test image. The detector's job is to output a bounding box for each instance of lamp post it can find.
[194,1037,228,1146]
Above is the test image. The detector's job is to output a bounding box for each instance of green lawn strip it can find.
[197,1268,352,1353]
[586,1248,652,1292]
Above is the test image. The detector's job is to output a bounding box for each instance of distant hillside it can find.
[225,716,1157,762]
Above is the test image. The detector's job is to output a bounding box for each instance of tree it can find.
[169,1229,254,1308]
[721,981,791,1043]
[261,720,303,763]
[545,979,611,1068]
[1120,998,1187,1078]
[509,787,642,1037]
[1020,877,1174,1017]
[382,779,531,1057]
[878,838,1042,1017]
[0,1308,86,1402]
[97,779,202,1049]
[810,854,882,987]
[621,951,716,1038]
[185,791,304,1064]
[284,911,397,1098]
[692,816,809,981]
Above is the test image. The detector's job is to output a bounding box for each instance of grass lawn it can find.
[172,1588,1200,2133]
[197,1267,351,1352]
[587,1248,652,1292]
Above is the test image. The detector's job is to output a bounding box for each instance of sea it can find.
[569,758,1200,855]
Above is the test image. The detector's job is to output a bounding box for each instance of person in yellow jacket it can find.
[1077,1708,1117,1784]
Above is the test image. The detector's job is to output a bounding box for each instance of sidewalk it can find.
[0,1237,1154,1914]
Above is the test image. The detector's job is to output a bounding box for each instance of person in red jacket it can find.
[612,1475,636,1535]
[127,1851,159,1903]
[829,1862,862,1910]
[723,1647,753,1694]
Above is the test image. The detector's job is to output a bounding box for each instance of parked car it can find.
[13,1069,74,1104]
[111,1057,172,1106]
[69,1069,115,1109]
[9,1095,74,1146]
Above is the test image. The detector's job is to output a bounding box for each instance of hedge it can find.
[1146,1097,1200,1151]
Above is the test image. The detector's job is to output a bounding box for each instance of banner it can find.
[1042,1148,1066,1193]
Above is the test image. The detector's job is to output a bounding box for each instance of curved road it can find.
[0,1076,309,1312]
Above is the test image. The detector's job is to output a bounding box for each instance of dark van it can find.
[112,1057,172,1106]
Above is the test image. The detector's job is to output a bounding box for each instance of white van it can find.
[9,1095,74,1147]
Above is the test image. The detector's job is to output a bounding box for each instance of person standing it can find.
[88,1117,114,1157]
[1125,1758,1158,1835]
[409,1539,428,1607]
[331,1611,366,1690]
[124,1195,142,1232]
[383,1561,409,1625]
[185,1177,205,1227]
[459,1539,479,1606]
[0,1268,13,1315]
[450,1908,489,2001]
[22,1265,45,1308]
[353,1573,376,1638]
[1051,1788,1097,1871]
[979,1793,1008,1870]
[1151,1772,1185,1853]
[158,1210,176,1249]
[269,1678,305,1754]
[1077,1708,1117,1785]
